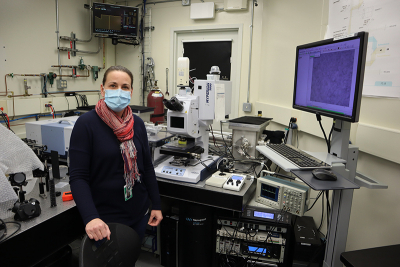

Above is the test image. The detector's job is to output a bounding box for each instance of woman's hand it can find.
[148,210,163,227]
[85,218,111,241]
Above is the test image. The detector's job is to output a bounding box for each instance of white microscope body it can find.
[154,58,231,183]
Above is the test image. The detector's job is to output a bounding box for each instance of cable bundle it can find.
[0,109,11,131]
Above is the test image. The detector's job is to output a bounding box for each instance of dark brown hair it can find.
[102,65,133,88]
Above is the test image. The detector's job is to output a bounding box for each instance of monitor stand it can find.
[324,119,358,267]
[330,120,351,162]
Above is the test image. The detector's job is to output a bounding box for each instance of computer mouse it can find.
[311,169,337,181]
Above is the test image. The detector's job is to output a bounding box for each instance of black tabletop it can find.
[340,244,400,267]
[229,116,272,125]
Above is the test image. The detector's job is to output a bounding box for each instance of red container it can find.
[147,89,165,124]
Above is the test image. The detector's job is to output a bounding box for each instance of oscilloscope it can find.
[255,175,310,216]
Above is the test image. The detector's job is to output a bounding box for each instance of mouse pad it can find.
[291,170,360,190]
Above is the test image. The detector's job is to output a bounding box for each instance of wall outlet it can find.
[243,102,252,112]
[57,79,67,89]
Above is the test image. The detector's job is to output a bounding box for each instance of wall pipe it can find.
[57,0,100,56]
[51,65,80,68]
[3,68,92,97]
[1,75,8,96]
[3,74,46,97]
[56,0,62,78]
[141,2,146,105]
[6,74,45,77]
[58,38,102,54]
[55,73,90,78]
[1,113,78,124]
[51,65,102,70]
[46,90,99,94]
[246,0,256,104]
[50,67,91,78]
[59,0,93,43]
[3,71,96,98]
[9,90,100,97]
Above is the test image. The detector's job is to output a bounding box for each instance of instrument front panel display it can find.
[255,176,309,216]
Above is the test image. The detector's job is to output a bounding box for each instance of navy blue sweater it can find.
[69,110,161,226]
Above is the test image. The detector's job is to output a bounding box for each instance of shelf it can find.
[291,169,360,191]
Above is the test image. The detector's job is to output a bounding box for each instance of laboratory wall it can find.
[0,0,115,136]
[0,0,399,254]
[257,0,400,251]
[116,0,400,252]
[116,0,264,112]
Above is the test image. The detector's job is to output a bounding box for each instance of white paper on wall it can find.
[327,0,400,98]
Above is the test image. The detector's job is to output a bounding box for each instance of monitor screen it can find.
[231,175,243,181]
[260,183,280,202]
[170,116,185,129]
[247,246,266,254]
[292,32,368,122]
[93,2,138,38]
[253,211,274,220]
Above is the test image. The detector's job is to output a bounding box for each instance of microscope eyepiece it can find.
[170,97,184,111]
[163,99,175,110]
[164,97,184,112]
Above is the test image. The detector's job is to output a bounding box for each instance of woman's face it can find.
[100,70,133,98]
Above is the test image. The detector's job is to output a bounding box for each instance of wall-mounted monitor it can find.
[92,2,139,38]
[292,32,368,122]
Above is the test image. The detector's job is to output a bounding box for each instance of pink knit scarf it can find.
[95,99,140,188]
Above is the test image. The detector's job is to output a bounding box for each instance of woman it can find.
[69,65,162,242]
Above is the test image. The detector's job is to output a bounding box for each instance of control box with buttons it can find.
[222,174,246,191]
[255,175,309,216]
[160,166,186,176]
[154,154,220,183]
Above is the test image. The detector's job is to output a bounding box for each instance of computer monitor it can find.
[292,32,368,122]
[92,2,139,38]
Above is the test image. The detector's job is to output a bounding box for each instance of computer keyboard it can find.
[266,143,331,169]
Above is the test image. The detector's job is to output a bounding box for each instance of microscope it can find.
[154,58,231,183]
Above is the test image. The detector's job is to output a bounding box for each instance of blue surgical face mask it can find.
[104,89,131,112]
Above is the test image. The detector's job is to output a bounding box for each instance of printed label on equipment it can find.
[161,166,185,176]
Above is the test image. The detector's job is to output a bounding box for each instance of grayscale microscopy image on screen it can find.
[310,50,355,107]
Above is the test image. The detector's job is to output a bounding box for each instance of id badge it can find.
[124,185,132,201]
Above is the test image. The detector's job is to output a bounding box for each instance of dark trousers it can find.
[131,212,150,241]
[130,212,150,266]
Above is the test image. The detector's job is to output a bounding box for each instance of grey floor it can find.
[136,250,163,267]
